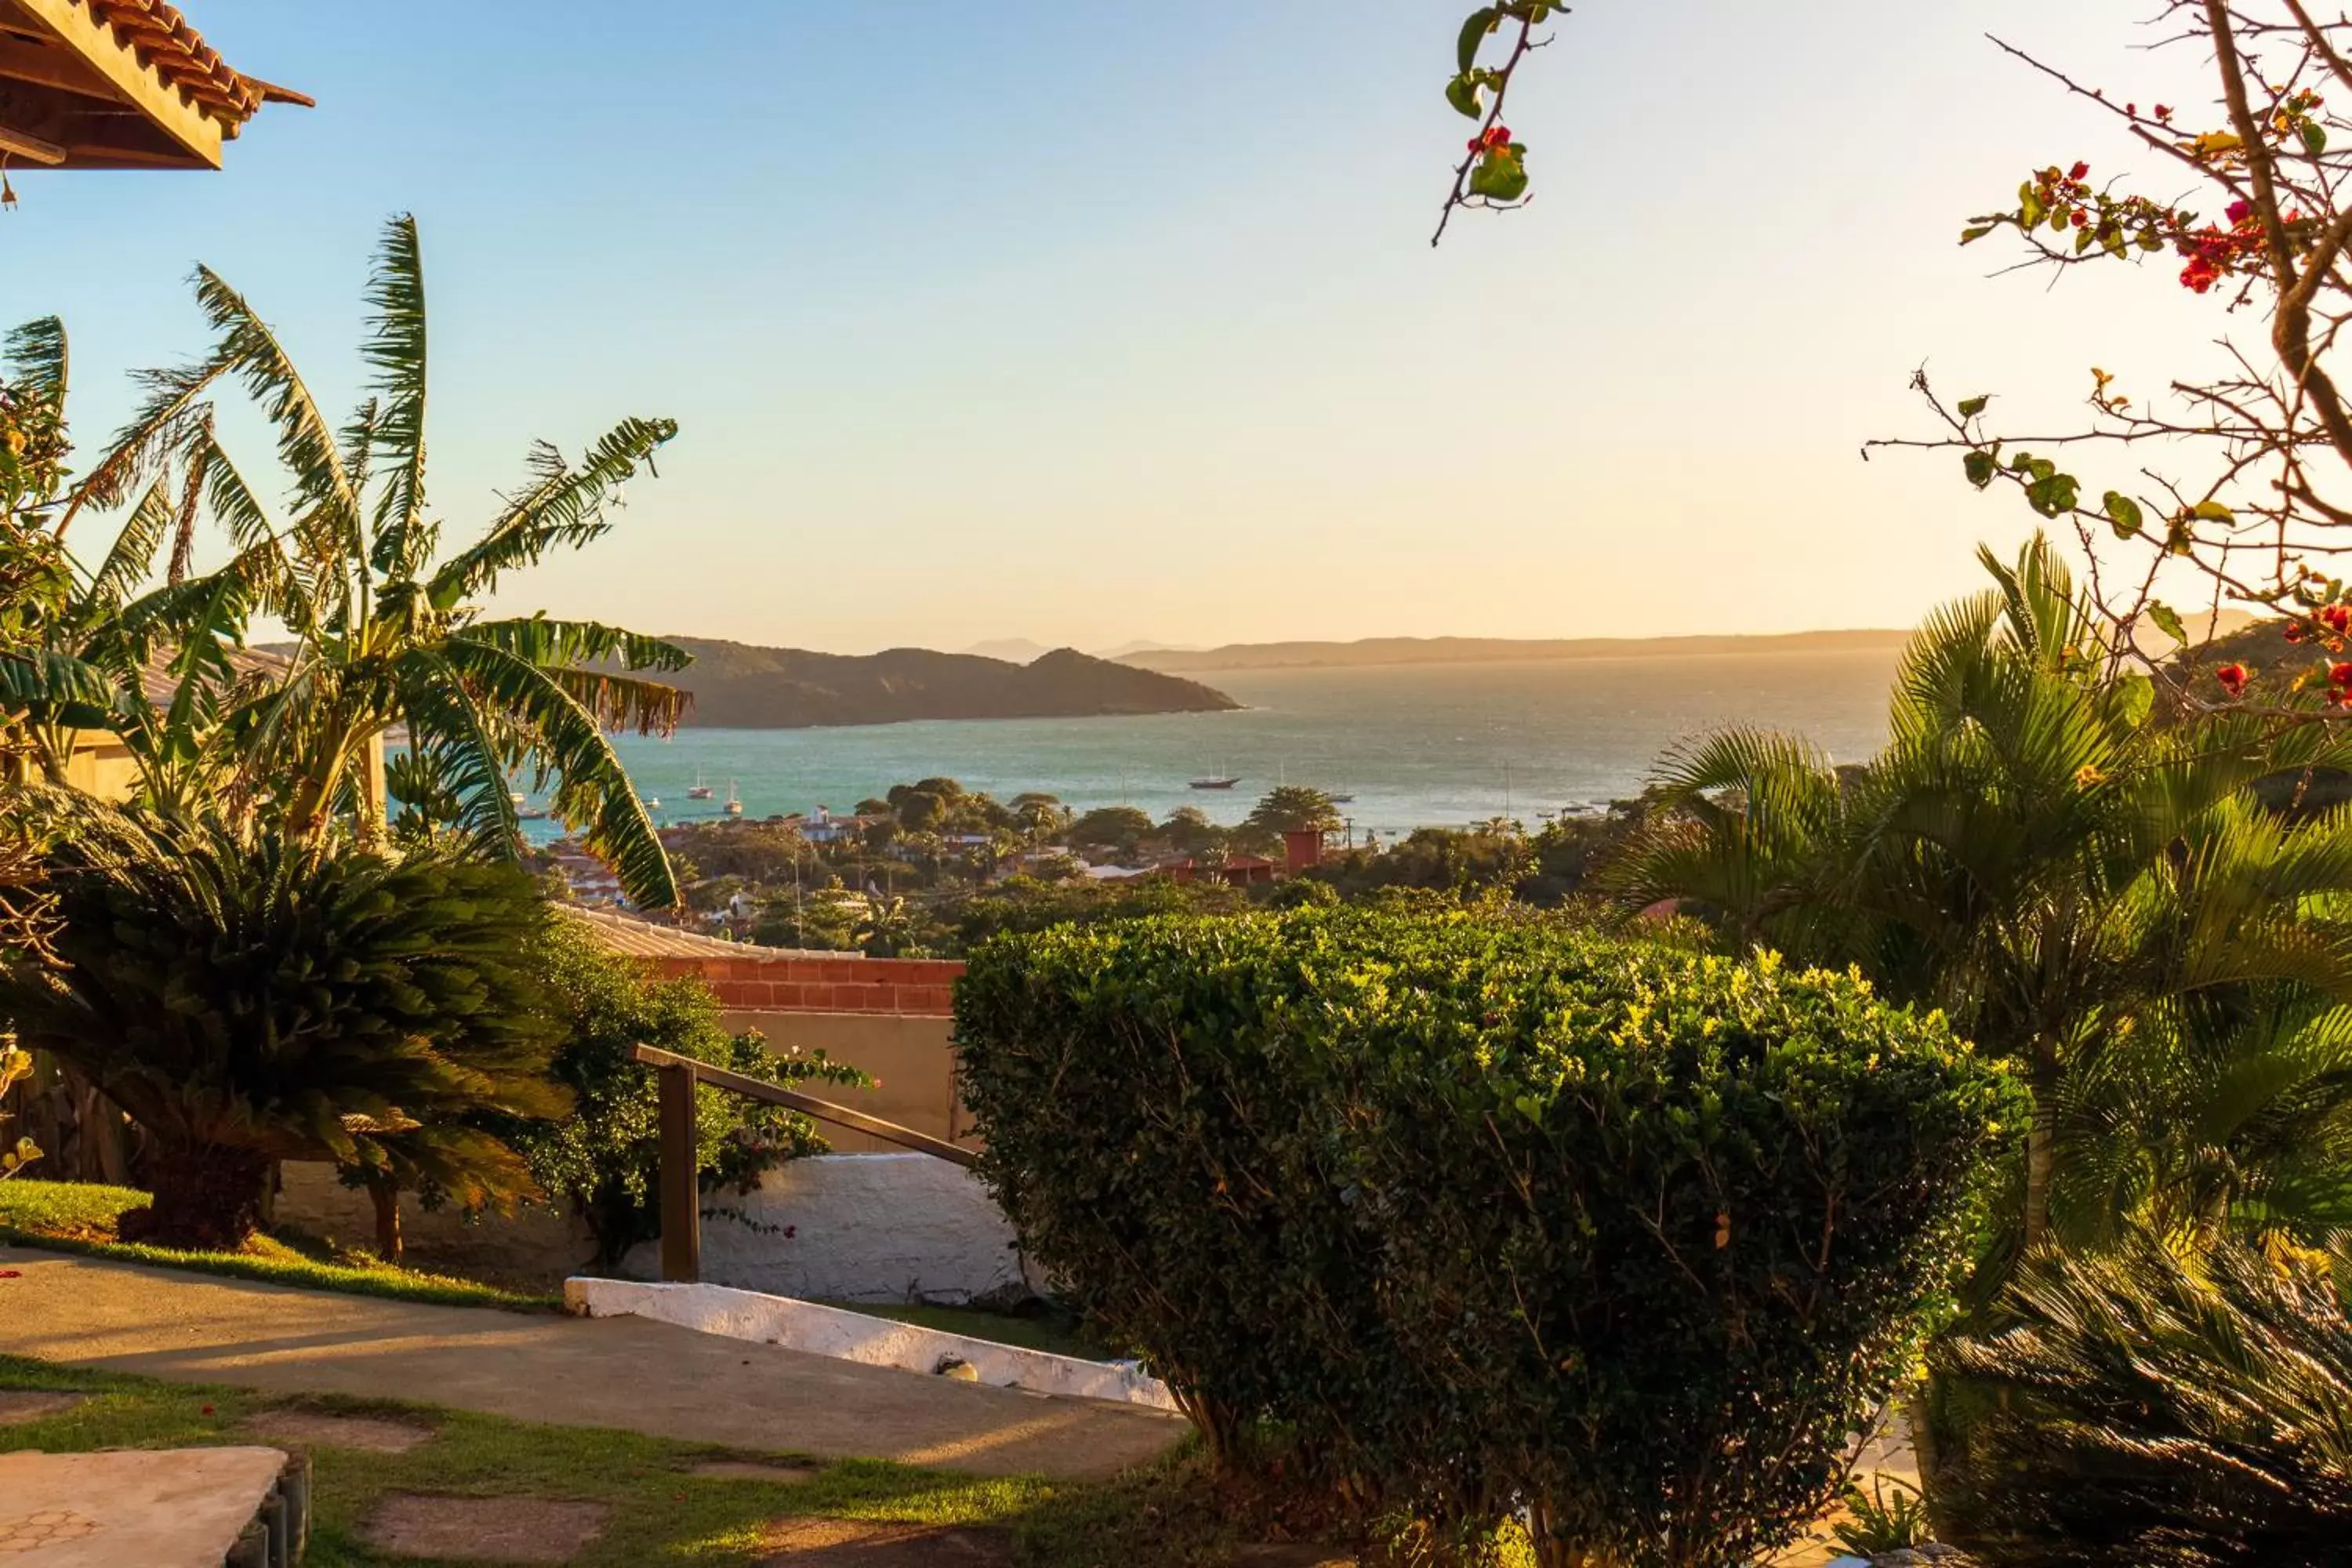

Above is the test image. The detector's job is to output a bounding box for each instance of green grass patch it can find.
[819,1300,1109,1361]
[0,1353,1343,1566]
[0,1179,553,1312]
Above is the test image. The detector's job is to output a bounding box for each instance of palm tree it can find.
[1613,537,2352,1251]
[58,216,689,905]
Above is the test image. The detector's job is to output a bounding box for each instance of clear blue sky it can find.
[0,2,2230,653]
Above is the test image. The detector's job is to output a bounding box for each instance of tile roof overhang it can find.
[0,0,308,170]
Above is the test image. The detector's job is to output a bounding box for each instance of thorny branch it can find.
[1871,3,2352,714]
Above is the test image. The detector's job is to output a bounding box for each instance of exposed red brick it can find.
[898,985,955,1017]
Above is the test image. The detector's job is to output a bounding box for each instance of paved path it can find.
[0,1250,1184,1480]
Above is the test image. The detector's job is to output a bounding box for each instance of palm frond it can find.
[5,316,67,405]
[424,417,677,611]
[460,615,691,675]
[79,479,175,617]
[191,264,365,568]
[58,357,223,532]
[436,637,677,908]
[364,214,434,579]
[0,649,121,730]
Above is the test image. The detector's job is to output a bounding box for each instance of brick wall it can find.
[648,955,965,1018]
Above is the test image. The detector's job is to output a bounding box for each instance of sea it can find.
[530,648,1904,846]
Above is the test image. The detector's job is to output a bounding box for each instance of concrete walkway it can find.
[0,1250,1185,1480]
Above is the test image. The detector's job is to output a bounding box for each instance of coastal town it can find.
[4,5,2350,1568]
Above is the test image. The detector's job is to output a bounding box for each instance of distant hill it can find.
[659,641,1240,729]
[1093,638,1200,659]
[958,637,1051,664]
[1118,630,1916,674]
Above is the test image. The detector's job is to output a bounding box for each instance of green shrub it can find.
[955,909,2019,1568]
[1932,1236,2352,1566]
[499,918,867,1265]
[0,809,569,1249]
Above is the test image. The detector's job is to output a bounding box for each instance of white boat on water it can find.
[723,780,744,817]
[686,768,714,801]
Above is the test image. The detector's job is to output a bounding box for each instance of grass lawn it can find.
[0,1353,1338,1566]
[0,1179,553,1312]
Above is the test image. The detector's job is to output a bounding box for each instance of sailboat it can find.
[723,780,744,817]
[1189,762,1240,789]
[686,768,714,801]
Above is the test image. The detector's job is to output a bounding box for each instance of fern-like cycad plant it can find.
[56,215,689,905]
[1933,1236,2352,1565]
[0,800,571,1247]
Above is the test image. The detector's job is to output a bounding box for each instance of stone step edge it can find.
[561,1277,1178,1412]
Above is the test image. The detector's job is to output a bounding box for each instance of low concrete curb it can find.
[564,1278,1178,1412]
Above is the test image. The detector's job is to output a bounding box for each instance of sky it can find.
[0,2,2247,654]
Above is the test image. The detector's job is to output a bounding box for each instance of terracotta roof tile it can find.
[78,0,311,129]
[560,906,853,964]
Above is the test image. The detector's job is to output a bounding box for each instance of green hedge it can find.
[954,910,2020,1567]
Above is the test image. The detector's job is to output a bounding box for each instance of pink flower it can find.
[2227,199,2253,224]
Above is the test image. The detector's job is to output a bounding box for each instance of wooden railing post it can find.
[655,1060,700,1284]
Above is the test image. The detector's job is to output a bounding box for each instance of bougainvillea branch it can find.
[1434,3,1570,247]
[1868,2,2352,713]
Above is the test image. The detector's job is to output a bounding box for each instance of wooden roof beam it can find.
[0,34,126,102]
[6,0,219,168]
[0,117,63,162]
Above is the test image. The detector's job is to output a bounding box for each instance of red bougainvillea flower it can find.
[2227,199,2253,224]
[2069,161,2091,181]
[1468,124,1513,154]
[2288,622,2309,643]
[2323,605,2351,635]
[2332,662,2352,688]
[2216,662,2252,698]
[2183,255,2223,293]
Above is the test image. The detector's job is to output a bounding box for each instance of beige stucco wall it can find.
[273,1159,593,1286]
[720,1011,966,1153]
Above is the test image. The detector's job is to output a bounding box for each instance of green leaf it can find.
[2193,499,2235,523]
[1964,451,1998,489]
[2304,120,2329,157]
[2103,492,2144,539]
[2115,670,2155,728]
[2148,601,2188,644]
[1468,148,1529,203]
[1961,224,1994,244]
[1958,396,1989,419]
[2102,226,2128,258]
[2025,471,2081,517]
[1457,8,1499,74]
[1446,74,1483,119]
[2020,184,2046,229]
[2138,227,2165,252]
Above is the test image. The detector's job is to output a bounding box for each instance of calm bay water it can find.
[546,648,1902,844]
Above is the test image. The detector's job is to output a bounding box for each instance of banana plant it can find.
[64,216,690,906]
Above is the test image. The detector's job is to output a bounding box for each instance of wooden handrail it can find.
[630,1044,977,1167]
[630,1042,978,1284]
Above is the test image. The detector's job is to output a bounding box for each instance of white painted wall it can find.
[623,1153,1033,1306]
[565,1277,1178,1412]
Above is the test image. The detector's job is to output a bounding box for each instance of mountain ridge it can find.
[1116,630,1918,673]
[653,639,1240,729]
